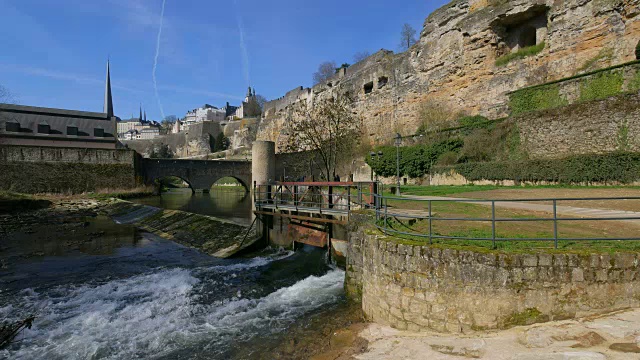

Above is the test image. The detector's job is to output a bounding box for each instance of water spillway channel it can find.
[0,189,349,359]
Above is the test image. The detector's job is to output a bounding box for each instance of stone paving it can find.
[355,309,640,360]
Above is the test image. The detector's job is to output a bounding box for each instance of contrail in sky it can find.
[153,0,167,120]
[234,0,251,86]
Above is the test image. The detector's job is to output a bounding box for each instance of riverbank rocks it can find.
[355,308,640,359]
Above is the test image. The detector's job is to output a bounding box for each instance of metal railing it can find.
[252,181,640,249]
[253,181,378,218]
[374,194,640,248]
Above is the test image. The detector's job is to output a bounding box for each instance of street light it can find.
[394,133,402,196]
[370,151,383,182]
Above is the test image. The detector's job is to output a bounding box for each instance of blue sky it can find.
[0,0,448,121]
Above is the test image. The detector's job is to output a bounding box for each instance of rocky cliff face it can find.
[258,0,640,150]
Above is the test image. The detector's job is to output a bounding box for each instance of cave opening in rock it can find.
[364,82,374,94]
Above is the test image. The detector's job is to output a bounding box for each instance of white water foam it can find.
[200,249,295,273]
[2,261,344,360]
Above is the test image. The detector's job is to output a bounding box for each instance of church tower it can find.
[104,60,114,117]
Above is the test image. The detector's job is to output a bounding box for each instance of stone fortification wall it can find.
[0,145,142,193]
[258,0,640,148]
[123,121,221,158]
[518,92,640,159]
[346,219,640,333]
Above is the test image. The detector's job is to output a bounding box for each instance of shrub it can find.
[437,151,459,166]
[459,121,519,163]
[415,100,460,136]
[495,42,545,67]
[367,139,463,178]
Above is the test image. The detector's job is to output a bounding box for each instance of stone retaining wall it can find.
[0,145,142,193]
[346,219,640,333]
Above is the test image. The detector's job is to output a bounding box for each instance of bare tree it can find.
[353,51,371,63]
[243,94,266,118]
[400,23,418,50]
[283,92,361,180]
[0,85,14,104]
[312,61,337,85]
[255,94,268,110]
[0,85,16,144]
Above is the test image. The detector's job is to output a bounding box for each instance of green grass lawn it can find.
[372,195,640,254]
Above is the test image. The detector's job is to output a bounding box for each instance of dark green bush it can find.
[367,139,463,178]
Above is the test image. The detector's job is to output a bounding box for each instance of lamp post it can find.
[394,133,402,196]
[370,151,383,182]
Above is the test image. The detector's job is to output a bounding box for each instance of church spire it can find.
[139,104,143,122]
[144,110,147,122]
[104,60,114,117]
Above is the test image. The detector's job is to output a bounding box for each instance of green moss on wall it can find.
[509,84,568,115]
[504,308,548,327]
[627,70,640,92]
[579,70,624,102]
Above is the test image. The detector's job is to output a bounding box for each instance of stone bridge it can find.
[142,159,252,192]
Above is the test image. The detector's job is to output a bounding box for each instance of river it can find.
[0,189,353,359]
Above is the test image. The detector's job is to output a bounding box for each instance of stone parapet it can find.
[346,222,640,333]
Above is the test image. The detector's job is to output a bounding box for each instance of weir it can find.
[251,141,379,259]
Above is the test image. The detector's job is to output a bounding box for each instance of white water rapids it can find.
[1,252,345,359]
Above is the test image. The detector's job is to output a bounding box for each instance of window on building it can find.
[38,123,50,134]
[94,128,104,137]
[378,76,389,89]
[364,82,374,95]
[67,126,78,136]
[5,122,20,132]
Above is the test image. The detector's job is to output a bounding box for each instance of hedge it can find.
[433,152,640,184]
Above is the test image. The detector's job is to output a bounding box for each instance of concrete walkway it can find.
[400,195,640,226]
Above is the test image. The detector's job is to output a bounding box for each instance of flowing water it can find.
[0,190,349,359]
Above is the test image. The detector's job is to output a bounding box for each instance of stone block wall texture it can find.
[518,92,640,159]
[0,145,141,193]
[257,0,640,148]
[347,225,640,334]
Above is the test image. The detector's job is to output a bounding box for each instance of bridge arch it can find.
[142,159,252,193]
[153,175,195,194]
[209,176,250,193]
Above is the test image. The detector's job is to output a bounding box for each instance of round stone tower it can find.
[251,141,276,188]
